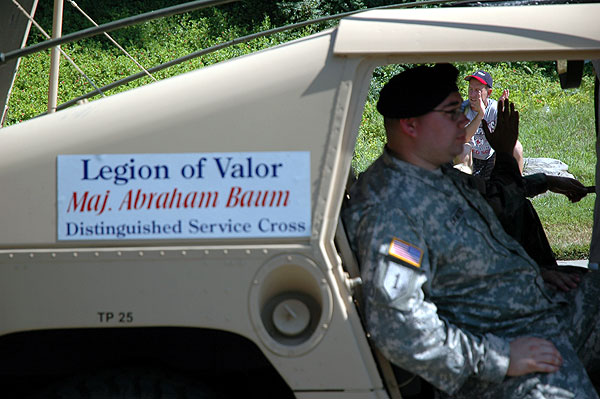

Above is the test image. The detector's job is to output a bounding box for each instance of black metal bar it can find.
[56,0,463,111]
[0,0,240,64]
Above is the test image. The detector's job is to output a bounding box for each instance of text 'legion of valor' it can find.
[66,157,292,215]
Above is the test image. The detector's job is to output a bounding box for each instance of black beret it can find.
[377,64,459,119]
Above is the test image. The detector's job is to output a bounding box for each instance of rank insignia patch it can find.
[388,237,423,268]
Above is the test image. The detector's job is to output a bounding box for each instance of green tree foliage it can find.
[6,0,326,124]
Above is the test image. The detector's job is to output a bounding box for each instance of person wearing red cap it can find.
[461,70,524,178]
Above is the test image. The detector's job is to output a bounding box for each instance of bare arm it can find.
[464,93,485,142]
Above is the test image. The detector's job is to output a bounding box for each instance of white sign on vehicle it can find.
[57,151,311,240]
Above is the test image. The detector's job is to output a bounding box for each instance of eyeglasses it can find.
[431,107,464,121]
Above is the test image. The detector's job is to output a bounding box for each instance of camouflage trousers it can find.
[450,270,600,399]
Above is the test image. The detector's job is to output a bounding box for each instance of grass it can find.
[533,194,595,259]
[511,71,595,260]
[521,79,596,259]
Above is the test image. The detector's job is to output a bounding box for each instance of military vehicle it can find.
[0,1,598,397]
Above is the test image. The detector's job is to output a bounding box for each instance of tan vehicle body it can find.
[0,4,599,398]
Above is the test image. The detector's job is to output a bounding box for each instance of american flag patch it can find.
[388,237,423,268]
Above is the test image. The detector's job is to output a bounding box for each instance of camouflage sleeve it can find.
[359,209,510,395]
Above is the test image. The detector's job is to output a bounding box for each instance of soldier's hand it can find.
[541,269,581,292]
[483,99,519,155]
[546,175,589,203]
[507,337,562,376]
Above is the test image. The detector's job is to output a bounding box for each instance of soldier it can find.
[342,63,600,398]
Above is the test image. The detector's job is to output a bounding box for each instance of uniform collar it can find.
[382,147,454,192]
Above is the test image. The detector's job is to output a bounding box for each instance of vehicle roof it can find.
[334,3,600,62]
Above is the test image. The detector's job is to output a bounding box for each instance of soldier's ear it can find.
[399,118,419,138]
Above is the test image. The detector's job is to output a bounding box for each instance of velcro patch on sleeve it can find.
[388,237,423,268]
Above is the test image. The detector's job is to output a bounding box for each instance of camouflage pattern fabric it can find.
[342,148,600,398]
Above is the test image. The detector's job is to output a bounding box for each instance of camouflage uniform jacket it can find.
[342,148,565,395]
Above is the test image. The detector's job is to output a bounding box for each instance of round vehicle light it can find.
[249,254,333,356]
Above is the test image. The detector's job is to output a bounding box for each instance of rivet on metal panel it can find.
[322,323,329,329]
[29,253,34,258]
[8,254,13,259]
[51,253,57,258]
[204,250,209,255]
[253,279,260,285]
[117,251,122,257]
[245,249,251,255]
[73,252,78,257]
[138,251,144,257]
[262,249,268,254]
[287,256,292,261]
[223,249,228,255]
[181,251,187,256]
[160,251,165,256]
[321,279,327,285]
[94,252,100,257]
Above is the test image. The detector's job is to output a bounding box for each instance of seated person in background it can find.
[456,70,524,178]
[343,63,600,398]
[455,70,589,291]
[477,119,589,292]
